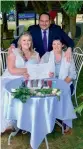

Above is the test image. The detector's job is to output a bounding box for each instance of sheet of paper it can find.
[25,62,55,80]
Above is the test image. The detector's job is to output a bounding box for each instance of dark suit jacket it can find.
[12,24,74,57]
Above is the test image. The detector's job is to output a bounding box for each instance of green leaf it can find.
[11,87,61,103]
[61,1,83,17]
[1,0,16,13]
[75,102,83,113]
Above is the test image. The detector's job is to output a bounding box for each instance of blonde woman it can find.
[3,32,40,78]
[1,33,40,133]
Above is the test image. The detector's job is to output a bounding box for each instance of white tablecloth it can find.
[4,78,77,149]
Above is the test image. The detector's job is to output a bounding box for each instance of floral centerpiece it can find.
[11,81,61,103]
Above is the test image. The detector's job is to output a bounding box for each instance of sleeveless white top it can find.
[2,48,39,78]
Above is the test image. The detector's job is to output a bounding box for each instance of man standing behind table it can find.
[9,12,74,60]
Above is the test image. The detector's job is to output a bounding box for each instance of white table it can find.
[4,78,77,149]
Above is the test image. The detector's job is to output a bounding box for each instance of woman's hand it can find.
[64,76,72,83]
[48,72,54,78]
[23,68,30,79]
[23,72,30,79]
[8,44,15,55]
[64,47,72,62]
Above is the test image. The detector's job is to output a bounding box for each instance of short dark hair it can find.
[53,37,64,45]
[39,12,50,20]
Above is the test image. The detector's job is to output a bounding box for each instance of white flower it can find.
[11,95,14,98]
[33,90,37,94]
[52,88,57,95]
[36,92,42,96]
[52,90,56,95]
[30,88,36,94]
[52,88,57,92]
[56,91,61,96]
[11,88,16,92]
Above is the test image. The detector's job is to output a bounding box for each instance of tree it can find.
[1,0,15,32]
[60,1,83,39]
[62,10,70,34]
[76,35,83,49]
[31,1,53,14]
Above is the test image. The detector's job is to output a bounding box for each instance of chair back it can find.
[73,47,83,78]
[0,51,8,75]
[13,25,24,39]
[73,47,83,106]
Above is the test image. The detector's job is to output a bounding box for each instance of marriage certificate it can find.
[25,62,55,80]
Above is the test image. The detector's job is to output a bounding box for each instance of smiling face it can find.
[20,35,32,52]
[52,40,63,53]
[39,14,51,30]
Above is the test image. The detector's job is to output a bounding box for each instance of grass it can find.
[1,20,83,149]
[0,20,35,30]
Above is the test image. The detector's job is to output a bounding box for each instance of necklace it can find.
[23,51,31,61]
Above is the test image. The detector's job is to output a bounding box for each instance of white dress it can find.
[0,48,39,133]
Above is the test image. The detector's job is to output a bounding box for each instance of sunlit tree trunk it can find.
[76,35,83,49]
[62,10,70,33]
[70,16,76,39]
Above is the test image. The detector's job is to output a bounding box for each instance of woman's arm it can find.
[7,53,28,76]
[68,54,77,80]
[64,55,76,83]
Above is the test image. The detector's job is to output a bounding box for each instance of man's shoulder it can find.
[50,24,61,30]
[28,24,39,31]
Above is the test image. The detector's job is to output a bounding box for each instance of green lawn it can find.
[1,20,35,49]
[0,20,35,30]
